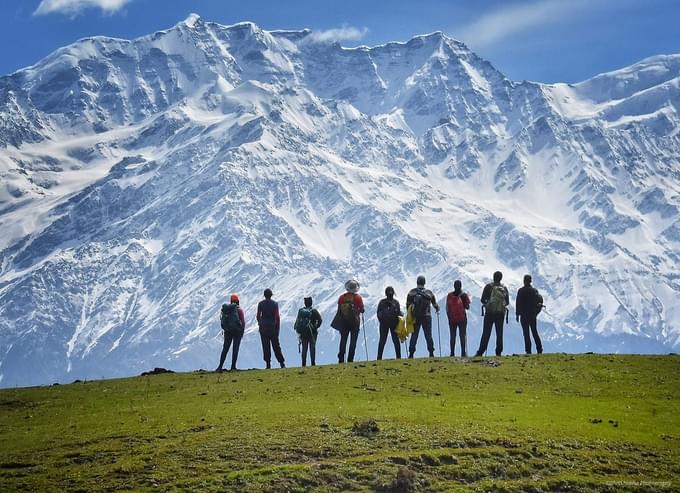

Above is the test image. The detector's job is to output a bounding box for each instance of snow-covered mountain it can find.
[1,14,678,387]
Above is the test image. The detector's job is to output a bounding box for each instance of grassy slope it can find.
[0,354,679,492]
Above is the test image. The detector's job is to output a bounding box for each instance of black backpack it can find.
[413,290,430,318]
[535,290,544,315]
[220,303,242,334]
[378,299,400,323]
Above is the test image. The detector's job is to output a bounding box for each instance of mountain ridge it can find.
[0,16,678,387]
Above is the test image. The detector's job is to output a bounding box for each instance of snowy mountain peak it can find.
[182,13,202,28]
[0,16,679,387]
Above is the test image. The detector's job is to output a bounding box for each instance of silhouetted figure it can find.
[377,286,403,360]
[331,280,364,363]
[294,296,323,367]
[446,280,471,357]
[516,274,544,354]
[257,288,285,369]
[217,293,245,371]
[406,275,440,358]
[475,271,509,357]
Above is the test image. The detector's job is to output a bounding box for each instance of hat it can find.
[230,293,240,303]
[345,279,360,293]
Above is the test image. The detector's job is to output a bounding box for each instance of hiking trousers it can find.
[218,330,243,370]
[377,321,401,360]
[476,312,504,356]
[409,316,434,357]
[300,334,316,367]
[520,314,543,354]
[338,326,360,363]
[449,318,468,357]
[259,325,285,367]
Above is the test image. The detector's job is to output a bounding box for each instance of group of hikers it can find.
[216,272,544,371]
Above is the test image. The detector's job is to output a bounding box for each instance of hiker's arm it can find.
[314,309,323,328]
[431,292,440,312]
[356,294,365,314]
[397,300,403,317]
[274,304,281,331]
[463,293,471,310]
[480,285,491,305]
[256,302,261,324]
[238,308,246,331]
[406,291,414,309]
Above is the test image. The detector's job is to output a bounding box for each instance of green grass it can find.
[1,354,679,492]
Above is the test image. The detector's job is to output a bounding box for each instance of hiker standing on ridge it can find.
[474,271,509,357]
[331,280,365,363]
[406,276,440,358]
[294,296,323,367]
[516,274,544,355]
[376,286,403,360]
[446,280,471,357]
[257,289,285,369]
[216,293,246,371]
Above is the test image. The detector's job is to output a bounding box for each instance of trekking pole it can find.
[361,313,369,361]
[436,311,442,357]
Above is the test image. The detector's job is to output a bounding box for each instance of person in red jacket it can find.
[446,280,471,357]
[216,293,246,371]
[331,279,365,363]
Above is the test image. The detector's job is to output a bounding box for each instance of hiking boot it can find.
[280,362,286,369]
[266,362,271,369]
[230,366,237,371]
[429,351,435,358]
[408,353,414,359]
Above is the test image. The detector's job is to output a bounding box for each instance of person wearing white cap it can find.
[331,279,365,363]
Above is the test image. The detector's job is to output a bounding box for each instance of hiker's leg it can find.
[217,332,232,370]
[449,321,456,356]
[494,314,504,356]
[409,321,421,357]
[310,337,316,366]
[530,316,543,353]
[520,316,532,354]
[459,319,468,357]
[259,329,271,367]
[338,328,349,363]
[423,317,435,356]
[377,323,389,360]
[271,327,285,366]
[389,324,401,359]
[231,333,242,370]
[301,337,308,367]
[476,315,493,356]
[347,327,359,363]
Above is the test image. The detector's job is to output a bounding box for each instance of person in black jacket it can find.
[474,271,509,357]
[406,275,440,358]
[376,286,403,360]
[516,274,544,354]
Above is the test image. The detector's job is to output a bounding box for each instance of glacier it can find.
[0,14,678,387]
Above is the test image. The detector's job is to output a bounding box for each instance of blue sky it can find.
[1,0,679,83]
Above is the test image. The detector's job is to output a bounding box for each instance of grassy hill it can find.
[1,354,679,492]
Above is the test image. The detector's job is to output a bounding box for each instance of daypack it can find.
[378,299,400,323]
[536,291,544,315]
[220,303,242,334]
[339,293,357,323]
[295,307,315,337]
[447,292,467,323]
[486,284,507,314]
[412,290,430,319]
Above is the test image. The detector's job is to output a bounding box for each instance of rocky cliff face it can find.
[1,15,678,387]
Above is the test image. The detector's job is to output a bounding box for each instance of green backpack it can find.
[295,307,315,336]
[486,284,507,314]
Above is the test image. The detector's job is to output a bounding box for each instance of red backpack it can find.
[447,292,468,323]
